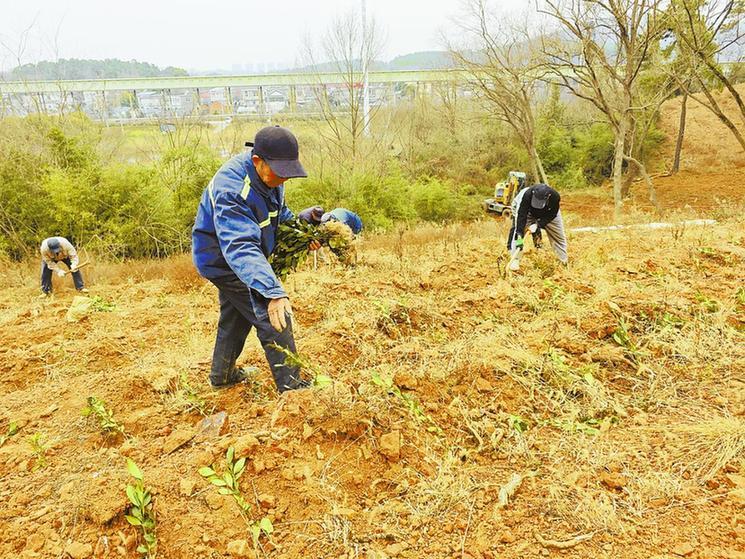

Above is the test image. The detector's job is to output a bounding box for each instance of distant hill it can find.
[4,59,188,81]
[290,50,456,74]
[386,51,456,70]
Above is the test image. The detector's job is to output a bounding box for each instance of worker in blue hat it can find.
[321,208,363,235]
[192,126,320,392]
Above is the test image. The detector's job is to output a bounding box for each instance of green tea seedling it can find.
[695,291,720,313]
[0,421,19,447]
[270,345,333,388]
[371,372,441,434]
[27,433,49,470]
[270,219,355,279]
[82,396,126,438]
[199,447,274,546]
[176,372,214,416]
[125,459,157,558]
[507,414,530,434]
[90,296,116,312]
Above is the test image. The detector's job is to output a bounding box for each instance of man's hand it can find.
[308,240,321,251]
[528,223,538,234]
[268,297,293,332]
[56,269,66,277]
[515,237,525,248]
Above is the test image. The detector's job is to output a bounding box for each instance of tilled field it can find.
[0,206,744,559]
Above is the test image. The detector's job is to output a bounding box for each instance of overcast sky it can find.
[0,0,526,73]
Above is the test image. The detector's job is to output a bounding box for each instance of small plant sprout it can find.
[199,447,274,547]
[27,433,49,471]
[125,459,157,558]
[270,345,333,388]
[177,372,214,416]
[0,421,19,447]
[371,372,441,434]
[82,396,126,438]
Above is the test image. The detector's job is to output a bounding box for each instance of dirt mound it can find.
[657,84,745,173]
[1,213,743,558]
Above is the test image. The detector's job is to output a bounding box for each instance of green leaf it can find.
[125,514,142,526]
[198,466,216,477]
[125,485,139,506]
[226,446,234,464]
[210,478,227,486]
[126,458,143,480]
[251,524,261,545]
[218,487,233,495]
[233,457,246,475]
[136,544,148,553]
[313,374,333,388]
[259,516,274,534]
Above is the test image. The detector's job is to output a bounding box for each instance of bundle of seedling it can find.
[270,219,356,279]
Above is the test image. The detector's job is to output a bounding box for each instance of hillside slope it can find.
[657,84,745,173]
[0,213,743,558]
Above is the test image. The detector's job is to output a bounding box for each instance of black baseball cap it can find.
[245,126,307,179]
[531,184,552,210]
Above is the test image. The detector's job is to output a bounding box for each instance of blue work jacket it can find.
[192,152,293,299]
[322,208,363,234]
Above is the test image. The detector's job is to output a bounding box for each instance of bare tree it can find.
[449,0,549,183]
[301,10,385,176]
[539,0,669,219]
[666,0,745,152]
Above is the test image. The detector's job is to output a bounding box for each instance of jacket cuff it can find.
[258,286,288,300]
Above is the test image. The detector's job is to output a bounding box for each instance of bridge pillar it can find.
[258,86,265,116]
[226,86,234,115]
[101,91,108,124]
[193,88,201,116]
[289,85,297,113]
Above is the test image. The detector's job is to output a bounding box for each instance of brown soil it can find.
[1,204,743,559]
[1,92,745,559]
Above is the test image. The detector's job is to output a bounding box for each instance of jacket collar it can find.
[245,154,282,200]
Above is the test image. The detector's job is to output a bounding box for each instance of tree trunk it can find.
[612,113,629,222]
[532,146,549,184]
[672,92,688,174]
[625,155,662,215]
[695,77,745,152]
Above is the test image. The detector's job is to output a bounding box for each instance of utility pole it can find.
[362,0,370,136]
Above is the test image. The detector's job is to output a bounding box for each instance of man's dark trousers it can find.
[41,258,84,293]
[208,273,302,392]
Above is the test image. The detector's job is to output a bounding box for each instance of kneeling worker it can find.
[508,183,568,271]
[192,126,319,392]
[40,237,88,295]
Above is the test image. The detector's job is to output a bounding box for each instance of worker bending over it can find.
[508,183,568,271]
[40,237,88,295]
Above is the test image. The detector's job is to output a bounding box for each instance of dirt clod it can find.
[226,539,255,558]
[672,543,696,557]
[64,541,93,559]
[379,431,402,461]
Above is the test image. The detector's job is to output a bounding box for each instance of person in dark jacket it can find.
[298,206,325,225]
[507,183,568,271]
[192,126,319,391]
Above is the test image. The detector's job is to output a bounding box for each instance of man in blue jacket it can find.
[192,126,319,391]
[321,208,363,235]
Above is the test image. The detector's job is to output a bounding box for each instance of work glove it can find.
[528,223,538,234]
[55,269,66,277]
[268,297,293,332]
[515,237,525,248]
